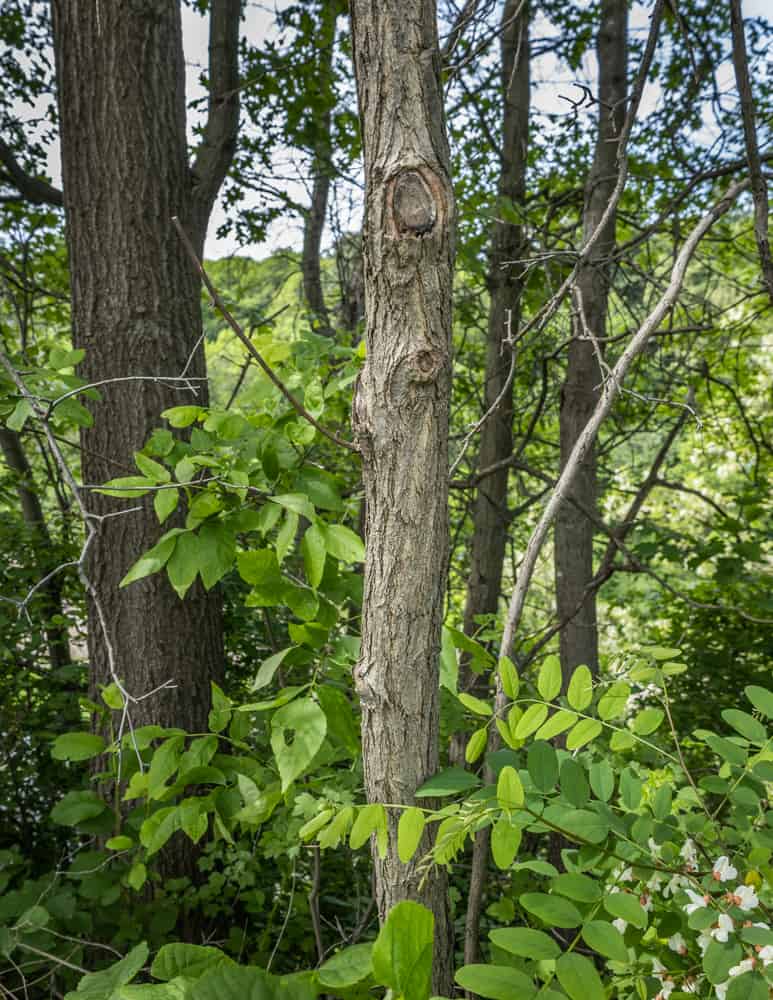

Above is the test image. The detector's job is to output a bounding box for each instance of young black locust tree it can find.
[349,0,455,990]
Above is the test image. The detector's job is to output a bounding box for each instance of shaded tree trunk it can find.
[554,0,627,683]
[51,0,240,733]
[349,1,455,991]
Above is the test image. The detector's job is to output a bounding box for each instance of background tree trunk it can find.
[554,0,627,684]
[51,0,239,732]
[349,1,455,991]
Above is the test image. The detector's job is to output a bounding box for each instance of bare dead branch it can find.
[0,139,63,208]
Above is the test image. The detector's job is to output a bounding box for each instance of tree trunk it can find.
[554,0,627,684]
[51,0,239,733]
[349,1,455,991]
[452,0,529,763]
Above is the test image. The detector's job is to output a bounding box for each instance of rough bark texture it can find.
[554,0,627,683]
[349,1,455,991]
[51,0,239,732]
[455,0,529,733]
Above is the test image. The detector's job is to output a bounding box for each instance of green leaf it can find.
[696,730,748,766]
[514,703,548,739]
[491,817,521,870]
[197,521,235,590]
[535,709,578,741]
[188,965,278,1000]
[106,835,134,850]
[556,952,604,1000]
[270,697,327,791]
[69,941,148,997]
[6,398,32,431]
[520,892,582,927]
[465,727,488,764]
[458,693,492,716]
[489,927,559,960]
[745,685,773,718]
[162,405,203,427]
[632,707,664,735]
[603,892,647,928]
[52,732,105,762]
[318,943,373,990]
[589,760,615,802]
[135,452,171,483]
[560,758,590,807]
[120,531,183,588]
[301,523,326,589]
[153,486,180,524]
[324,523,365,564]
[166,531,199,598]
[141,807,180,857]
[102,682,125,710]
[127,862,147,891]
[398,807,426,863]
[497,765,524,809]
[543,804,608,844]
[237,548,281,586]
[703,938,742,985]
[299,809,334,842]
[350,803,386,850]
[527,741,558,792]
[567,665,593,711]
[727,973,769,1000]
[581,919,629,963]
[499,656,519,699]
[597,681,630,720]
[371,901,434,1000]
[251,647,293,691]
[538,655,562,701]
[147,736,184,799]
[643,646,682,660]
[455,965,536,1000]
[722,708,767,744]
[51,790,106,826]
[94,475,153,498]
[566,717,602,750]
[151,943,225,982]
[271,493,316,520]
[415,767,480,797]
[551,873,601,903]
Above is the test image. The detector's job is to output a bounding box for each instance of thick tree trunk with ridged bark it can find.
[51,0,239,732]
[349,1,455,991]
[554,0,627,683]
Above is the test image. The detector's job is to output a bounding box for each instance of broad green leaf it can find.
[350,803,386,851]
[270,697,327,791]
[318,943,374,990]
[95,475,153,498]
[619,768,643,810]
[551,873,601,903]
[696,730,748,766]
[497,766,524,809]
[151,943,225,982]
[489,927,559,960]
[102,682,125,709]
[141,807,180,857]
[537,655,562,701]
[318,807,354,850]
[70,942,148,997]
[147,736,184,799]
[597,681,630,720]
[514,703,548,739]
[727,973,769,1000]
[271,493,316,520]
[542,804,608,844]
[566,718,602,750]
[465,727,488,763]
[581,919,629,963]
[567,665,593,711]
[189,965,277,1000]
[415,767,480,797]
[166,531,199,598]
[237,549,281,586]
[127,862,147,891]
[251,648,293,691]
[6,398,32,431]
[632,707,664,735]
[527,741,558,792]
[324,523,365,563]
[455,965,536,1000]
[703,938,742,985]
[556,952,604,1000]
[135,452,171,483]
[197,521,235,590]
[398,807,426,863]
[643,646,681,660]
[120,531,182,588]
[560,758,590,807]
[520,892,582,928]
[51,790,106,826]
[722,708,766,744]
[491,817,521,870]
[301,523,326,589]
[372,901,434,1000]
[745,685,773,718]
[459,693,492,717]
[162,405,203,427]
[105,835,134,850]
[499,656,519,699]
[603,892,647,928]
[535,709,577,741]
[589,760,615,802]
[52,732,105,762]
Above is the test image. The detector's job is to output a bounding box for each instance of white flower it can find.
[697,931,712,955]
[640,892,653,912]
[664,874,689,897]
[758,945,773,966]
[613,917,628,934]
[619,866,634,882]
[655,981,675,1000]
[684,888,709,915]
[728,958,755,978]
[713,857,738,883]
[668,933,688,955]
[711,914,735,943]
[715,982,728,1000]
[683,977,699,993]
[731,885,759,912]
[680,839,699,871]
[648,837,661,856]
[647,871,664,892]
[652,957,668,975]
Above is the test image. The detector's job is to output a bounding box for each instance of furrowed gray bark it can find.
[51,0,240,733]
[349,1,455,990]
[457,0,530,967]
[554,0,627,683]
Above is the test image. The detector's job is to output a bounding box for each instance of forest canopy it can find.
[0,1,771,999]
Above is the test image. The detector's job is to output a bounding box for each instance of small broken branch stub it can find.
[388,168,441,236]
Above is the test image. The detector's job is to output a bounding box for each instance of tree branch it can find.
[0,139,63,207]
